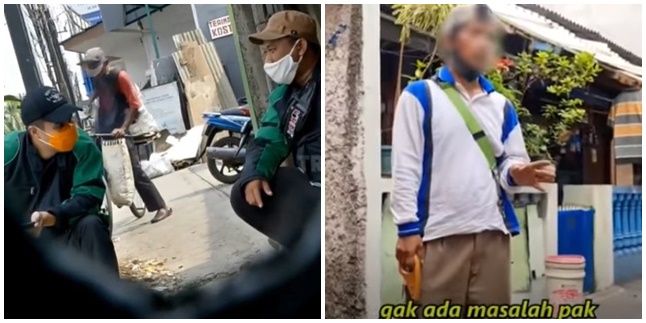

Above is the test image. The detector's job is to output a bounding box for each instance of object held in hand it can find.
[399,255,421,301]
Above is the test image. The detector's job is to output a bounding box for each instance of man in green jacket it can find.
[230,10,321,249]
[5,86,118,275]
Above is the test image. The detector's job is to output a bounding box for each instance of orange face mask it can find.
[36,123,79,152]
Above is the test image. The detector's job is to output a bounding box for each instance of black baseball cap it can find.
[20,86,81,126]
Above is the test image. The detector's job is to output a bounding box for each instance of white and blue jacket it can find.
[390,67,530,241]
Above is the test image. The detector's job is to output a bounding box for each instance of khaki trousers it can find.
[420,230,511,307]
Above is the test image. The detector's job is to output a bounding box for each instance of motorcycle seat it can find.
[220,106,249,116]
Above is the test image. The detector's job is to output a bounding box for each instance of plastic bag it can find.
[102,138,135,207]
[129,106,159,136]
[128,84,159,136]
[140,153,174,179]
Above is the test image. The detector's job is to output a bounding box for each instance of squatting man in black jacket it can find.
[230,10,322,250]
[4,87,119,275]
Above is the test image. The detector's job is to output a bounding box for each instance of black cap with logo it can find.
[20,86,81,126]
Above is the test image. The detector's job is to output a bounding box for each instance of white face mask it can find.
[87,66,103,77]
[263,40,302,85]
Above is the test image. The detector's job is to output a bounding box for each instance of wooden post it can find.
[228,4,270,129]
[610,139,616,184]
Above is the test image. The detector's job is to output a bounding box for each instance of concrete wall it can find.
[99,4,196,86]
[512,185,558,303]
[102,37,150,87]
[325,4,369,319]
[140,5,196,63]
[537,184,559,265]
[563,185,615,290]
[192,4,245,100]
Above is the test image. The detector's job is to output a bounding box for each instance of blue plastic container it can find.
[612,187,642,284]
[557,206,595,293]
[82,69,95,98]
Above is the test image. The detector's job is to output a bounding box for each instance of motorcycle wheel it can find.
[129,190,146,218]
[207,136,244,184]
[102,177,114,236]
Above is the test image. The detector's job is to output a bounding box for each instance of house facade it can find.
[61,4,245,99]
[326,4,642,317]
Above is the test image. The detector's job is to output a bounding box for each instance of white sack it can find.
[102,138,135,207]
[128,106,160,136]
[141,153,174,179]
[164,125,205,162]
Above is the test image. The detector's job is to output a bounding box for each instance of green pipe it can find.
[145,4,160,59]
[227,4,258,130]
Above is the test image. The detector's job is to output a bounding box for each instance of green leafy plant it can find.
[392,4,457,96]
[4,95,24,134]
[486,51,601,159]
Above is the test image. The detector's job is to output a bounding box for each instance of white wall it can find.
[363,4,382,319]
[139,4,196,64]
[563,185,615,290]
[541,4,642,57]
[102,37,150,86]
[539,184,560,261]
[99,4,196,87]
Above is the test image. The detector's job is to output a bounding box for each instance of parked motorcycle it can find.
[195,105,253,184]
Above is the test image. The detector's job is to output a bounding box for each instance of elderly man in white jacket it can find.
[391,4,555,309]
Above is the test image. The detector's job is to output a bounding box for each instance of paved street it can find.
[111,164,272,290]
[594,279,642,319]
[109,164,641,319]
[513,278,642,318]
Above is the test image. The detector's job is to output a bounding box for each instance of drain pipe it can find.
[145,4,160,59]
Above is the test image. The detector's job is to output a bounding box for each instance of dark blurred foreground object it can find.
[5,204,321,319]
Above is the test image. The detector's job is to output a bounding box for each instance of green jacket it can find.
[4,130,105,229]
[239,63,321,187]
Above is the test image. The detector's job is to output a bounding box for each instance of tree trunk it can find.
[229,4,270,126]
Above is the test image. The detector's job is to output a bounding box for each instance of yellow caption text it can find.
[379,299,599,319]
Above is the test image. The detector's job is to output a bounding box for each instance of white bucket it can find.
[545,255,585,316]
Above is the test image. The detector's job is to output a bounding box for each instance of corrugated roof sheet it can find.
[519,4,642,66]
[489,4,642,80]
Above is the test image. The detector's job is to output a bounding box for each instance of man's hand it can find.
[510,160,556,191]
[111,128,126,138]
[30,211,56,237]
[396,235,424,272]
[244,179,272,208]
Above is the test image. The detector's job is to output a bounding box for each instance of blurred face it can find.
[261,37,306,64]
[447,20,499,73]
[81,60,107,78]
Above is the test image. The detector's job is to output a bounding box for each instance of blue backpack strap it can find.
[405,80,434,238]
